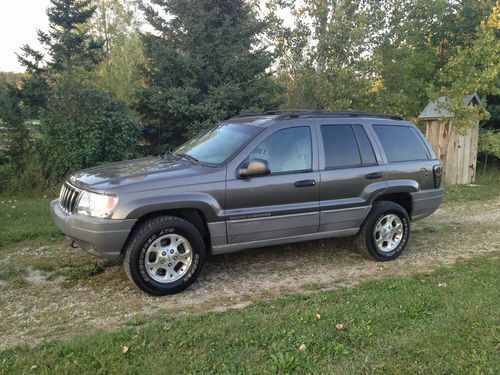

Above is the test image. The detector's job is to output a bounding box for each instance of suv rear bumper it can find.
[50,199,136,259]
[411,188,444,221]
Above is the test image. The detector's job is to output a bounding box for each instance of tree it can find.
[139,0,283,154]
[14,0,142,179]
[272,0,498,119]
[433,2,500,131]
[40,76,142,177]
[369,0,498,119]
[270,0,390,110]
[91,0,145,105]
[18,0,103,75]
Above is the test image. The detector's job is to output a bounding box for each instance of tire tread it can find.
[123,215,205,295]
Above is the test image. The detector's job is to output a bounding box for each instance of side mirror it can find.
[238,159,270,178]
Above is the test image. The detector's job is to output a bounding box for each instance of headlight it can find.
[77,191,118,218]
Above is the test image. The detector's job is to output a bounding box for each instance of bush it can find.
[479,129,500,159]
[0,153,54,195]
[39,75,142,179]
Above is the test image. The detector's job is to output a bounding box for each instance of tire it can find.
[354,201,411,261]
[123,215,206,296]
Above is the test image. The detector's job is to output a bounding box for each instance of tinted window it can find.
[353,125,377,164]
[248,127,312,173]
[373,125,429,162]
[321,125,361,168]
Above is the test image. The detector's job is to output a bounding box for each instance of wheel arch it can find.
[123,207,212,254]
[373,192,413,217]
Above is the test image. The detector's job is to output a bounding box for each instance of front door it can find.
[225,121,320,244]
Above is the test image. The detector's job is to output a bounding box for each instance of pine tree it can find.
[139,0,283,154]
[18,0,103,74]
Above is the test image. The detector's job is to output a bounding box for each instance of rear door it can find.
[315,121,387,232]
[371,123,436,190]
[225,119,320,244]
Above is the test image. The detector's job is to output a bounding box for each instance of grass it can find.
[0,196,61,251]
[47,260,109,283]
[0,267,28,288]
[443,168,500,203]
[1,256,498,374]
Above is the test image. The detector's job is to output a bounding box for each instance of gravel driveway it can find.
[1,197,499,350]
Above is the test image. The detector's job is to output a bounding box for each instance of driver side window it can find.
[248,127,312,174]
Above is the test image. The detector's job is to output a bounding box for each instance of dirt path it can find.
[1,198,499,350]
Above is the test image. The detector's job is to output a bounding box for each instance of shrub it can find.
[39,75,142,179]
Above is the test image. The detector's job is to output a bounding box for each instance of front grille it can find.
[59,183,81,214]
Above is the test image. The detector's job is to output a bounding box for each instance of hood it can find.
[68,156,221,193]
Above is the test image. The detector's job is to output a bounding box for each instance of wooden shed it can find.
[418,94,480,185]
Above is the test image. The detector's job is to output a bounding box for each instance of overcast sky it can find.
[0,0,51,72]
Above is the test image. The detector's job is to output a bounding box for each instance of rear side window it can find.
[373,125,429,162]
[321,125,360,168]
[321,124,377,168]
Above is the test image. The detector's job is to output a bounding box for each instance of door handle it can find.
[294,179,316,187]
[365,172,383,180]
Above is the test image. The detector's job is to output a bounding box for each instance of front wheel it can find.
[123,216,206,295]
[354,201,411,261]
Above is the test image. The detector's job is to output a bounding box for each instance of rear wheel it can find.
[123,216,206,295]
[354,201,410,261]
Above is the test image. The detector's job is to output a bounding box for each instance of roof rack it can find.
[233,109,403,121]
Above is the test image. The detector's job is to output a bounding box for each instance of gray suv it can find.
[51,111,443,295]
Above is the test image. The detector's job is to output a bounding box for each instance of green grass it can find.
[0,196,61,250]
[444,169,500,203]
[1,256,499,374]
[0,267,28,288]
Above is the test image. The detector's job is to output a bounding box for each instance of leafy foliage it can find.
[8,0,142,181]
[0,77,29,167]
[91,0,145,105]
[434,2,500,131]
[479,129,500,158]
[2,0,500,191]
[271,0,499,123]
[39,74,142,178]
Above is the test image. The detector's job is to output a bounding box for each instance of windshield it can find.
[174,123,261,164]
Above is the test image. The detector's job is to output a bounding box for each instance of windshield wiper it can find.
[176,153,199,163]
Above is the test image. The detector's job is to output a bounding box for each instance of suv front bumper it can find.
[50,199,137,259]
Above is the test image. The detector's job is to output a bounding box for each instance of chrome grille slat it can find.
[63,187,70,209]
[69,190,78,212]
[59,183,81,214]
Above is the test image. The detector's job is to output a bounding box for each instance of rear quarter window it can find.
[373,125,429,162]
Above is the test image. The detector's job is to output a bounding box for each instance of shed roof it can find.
[418,93,481,120]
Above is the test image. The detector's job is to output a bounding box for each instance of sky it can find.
[0,0,51,72]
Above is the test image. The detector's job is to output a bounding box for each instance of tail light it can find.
[433,165,442,188]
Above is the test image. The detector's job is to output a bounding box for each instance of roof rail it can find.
[232,112,263,118]
[233,109,403,121]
